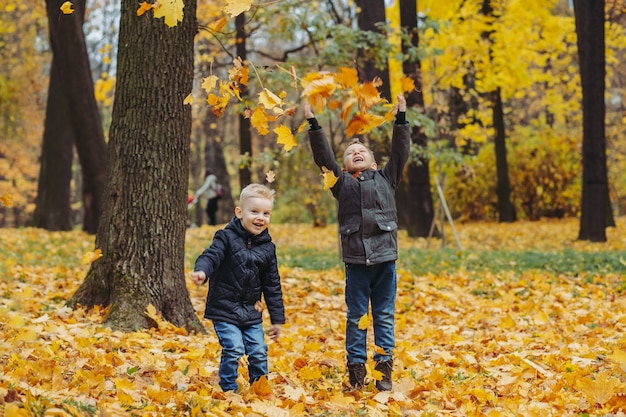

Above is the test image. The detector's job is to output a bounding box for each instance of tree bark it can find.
[67,0,203,333]
[574,0,614,242]
[44,0,107,234]
[398,0,437,238]
[32,58,74,231]
[203,112,234,223]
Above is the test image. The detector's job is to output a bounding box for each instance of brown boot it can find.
[375,359,393,391]
[347,362,366,389]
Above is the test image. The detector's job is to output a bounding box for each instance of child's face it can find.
[235,197,273,235]
[343,143,377,174]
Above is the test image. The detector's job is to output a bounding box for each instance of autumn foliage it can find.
[2,219,626,416]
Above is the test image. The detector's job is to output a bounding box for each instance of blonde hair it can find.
[342,138,376,164]
[239,183,276,207]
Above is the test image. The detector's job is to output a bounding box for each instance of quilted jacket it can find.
[193,217,285,327]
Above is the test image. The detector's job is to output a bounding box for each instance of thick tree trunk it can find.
[33,58,74,231]
[398,0,437,238]
[44,0,107,234]
[236,13,252,188]
[68,0,203,333]
[574,0,614,242]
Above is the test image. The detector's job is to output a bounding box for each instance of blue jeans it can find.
[212,321,268,392]
[345,261,396,364]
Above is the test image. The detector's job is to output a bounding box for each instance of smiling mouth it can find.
[354,156,364,163]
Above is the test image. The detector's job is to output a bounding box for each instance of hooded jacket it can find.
[193,217,285,327]
[308,117,410,265]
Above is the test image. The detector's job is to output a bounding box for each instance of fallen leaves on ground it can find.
[1,218,626,416]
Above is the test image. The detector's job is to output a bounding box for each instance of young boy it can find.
[191,183,285,393]
[304,94,409,391]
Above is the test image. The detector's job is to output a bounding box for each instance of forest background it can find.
[1,0,625,230]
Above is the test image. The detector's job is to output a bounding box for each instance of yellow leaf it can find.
[153,0,184,27]
[183,93,193,105]
[209,16,227,32]
[201,75,219,94]
[145,303,159,321]
[400,77,415,93]
[60,1,74,14]
[224,0,254,17]
[357,313,369,330]
[577,371,620,405]
[81,249,103,265]
[136,1,153,16]
[321,166,338,190]
[258,88,283,110]
[608,349,626,373]
[334,67,359,89]
[251,107,270,135]
[251,375,272,396]
[274,125,296,151]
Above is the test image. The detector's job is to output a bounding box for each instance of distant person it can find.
[303,94,410,391]
[193,169,220,225]
[191,183,285,392]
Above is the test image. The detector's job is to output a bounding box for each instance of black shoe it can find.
[375,359,393,391]
[347,362,366,389]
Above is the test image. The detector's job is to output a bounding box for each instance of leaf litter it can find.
[1,218,626,416]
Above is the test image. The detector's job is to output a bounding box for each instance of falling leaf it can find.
[201,75,218,94]
[183,93,193,105]
[224,0,254,17]
[357,313,369,330]
[274,125,296,151]
[209,16,227,32]
[251,107,270,135]
[60,1,74,14]
[265,170,276,183]
[321,166,338,190]
[153,0,184,27]
[258,88,283,110]
[400,77,416,93]
[81,249,103,265]
[136,1,153,16]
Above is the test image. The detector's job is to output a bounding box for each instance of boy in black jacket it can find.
[304,94,409,391]
[191,183,285,392]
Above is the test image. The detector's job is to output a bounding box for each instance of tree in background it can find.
[39,0,107,234]
[574,0,615,242]
[68,0,203,332]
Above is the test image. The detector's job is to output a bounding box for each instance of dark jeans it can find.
[345,261,396,364]
[206,197,218,225]
[212,321,268,392]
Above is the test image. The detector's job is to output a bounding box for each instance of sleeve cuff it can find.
[395,111,406,125]
[308,117,321,131]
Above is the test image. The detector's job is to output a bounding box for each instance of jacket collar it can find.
[225,217,271,244]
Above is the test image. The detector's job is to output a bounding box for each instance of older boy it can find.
[191,183,285,392]
[304,95,409,391]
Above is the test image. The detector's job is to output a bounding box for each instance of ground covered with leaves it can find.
[1,218,626,416]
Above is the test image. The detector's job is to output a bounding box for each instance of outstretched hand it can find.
[396,94,406,113]
[303,101,315,119]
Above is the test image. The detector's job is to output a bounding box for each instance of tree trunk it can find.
[481,0,516,223]
[32,58,74,231]
[67,0,203,333]
[492,87,516,222]
[398,0,437,238]
[236,13,252,189]
[44,0,107,234]
[574,0,614,242]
